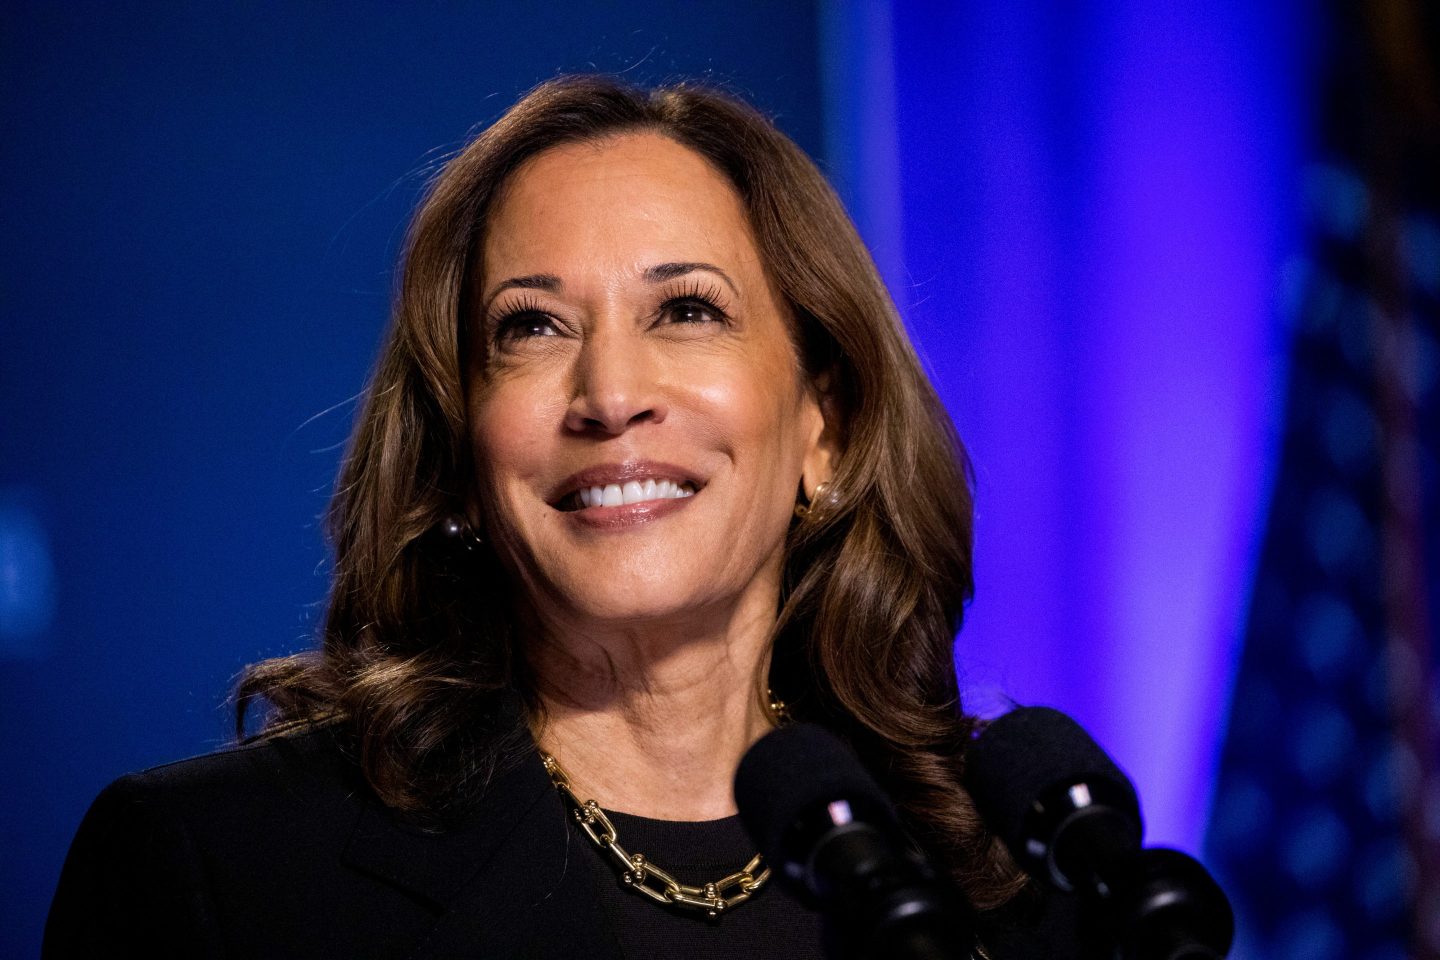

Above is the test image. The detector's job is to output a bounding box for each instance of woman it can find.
[44,76,1075,958]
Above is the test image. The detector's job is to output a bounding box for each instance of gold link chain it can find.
[541,752,771,919]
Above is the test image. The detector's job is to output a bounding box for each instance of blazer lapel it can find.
[341,743,623,960]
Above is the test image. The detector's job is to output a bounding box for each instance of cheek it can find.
[470,382,561,498]
[690,362,810,478]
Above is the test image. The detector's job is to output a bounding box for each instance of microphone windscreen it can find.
[964,707,1140,855]
[734,723,895,860]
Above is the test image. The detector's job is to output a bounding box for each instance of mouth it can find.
[550,463,704,513]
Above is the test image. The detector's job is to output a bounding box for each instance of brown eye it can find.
[498,313,560,340]
[489,294,561,346]
[663,298,726,325]
[654,277,732,329]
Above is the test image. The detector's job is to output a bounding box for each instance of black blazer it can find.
[44,724,634,959]
[44,724,1084,959]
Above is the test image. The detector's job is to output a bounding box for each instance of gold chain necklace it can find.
[541,752,770,919]
[544,707,996,958]
[540,693,786,920]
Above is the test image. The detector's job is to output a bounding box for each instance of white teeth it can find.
[573,477,697,508]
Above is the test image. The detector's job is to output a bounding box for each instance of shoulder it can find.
[43,726,375,959]
[71,724,367,865]
[74,722,373,879]
[111,724,362,821]
[44,723,575,960]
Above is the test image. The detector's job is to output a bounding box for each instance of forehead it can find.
[482,132,762,279]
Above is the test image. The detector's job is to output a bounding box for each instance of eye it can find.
[663,298,726,324]
[499,313,559,339]
[489,296,561,345]
[656,280,732,327]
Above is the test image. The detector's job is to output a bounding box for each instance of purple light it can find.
[823,0,1312,851]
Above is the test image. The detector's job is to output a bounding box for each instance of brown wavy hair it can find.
[236,74,1023,909]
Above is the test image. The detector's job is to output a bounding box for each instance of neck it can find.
[526,592,779,821]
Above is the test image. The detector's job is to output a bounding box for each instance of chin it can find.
[543,569,723,628]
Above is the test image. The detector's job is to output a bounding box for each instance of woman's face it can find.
[469,132,832,631]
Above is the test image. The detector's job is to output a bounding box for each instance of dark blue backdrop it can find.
[11,3,1415,958]
[0,4,821,953]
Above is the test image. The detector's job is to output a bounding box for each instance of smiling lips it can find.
[552,462,703,514]
[573,479,695,509]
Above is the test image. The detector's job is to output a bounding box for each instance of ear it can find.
[799,380,842,500]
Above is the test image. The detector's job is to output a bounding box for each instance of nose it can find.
[563,326,667,435]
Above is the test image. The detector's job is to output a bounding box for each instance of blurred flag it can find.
[1204,3,1439,959]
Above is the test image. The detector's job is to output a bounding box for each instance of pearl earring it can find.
[436,513,483,551]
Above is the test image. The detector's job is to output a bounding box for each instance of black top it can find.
[43,722,1089,959]
[587,809,824,959]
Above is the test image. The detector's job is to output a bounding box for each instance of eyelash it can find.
[488,294,550,344]
[660,279,732,326]
[486,280,733,345]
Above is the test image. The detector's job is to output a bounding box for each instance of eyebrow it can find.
[482,262,739,312]
[481,273,563,312]
[642,261,739,294]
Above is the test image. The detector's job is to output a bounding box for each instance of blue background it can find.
[1,3,822,950]
[3,1,1370,956]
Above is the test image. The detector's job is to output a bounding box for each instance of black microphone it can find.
[735,723,970,960]
[964,707,1234,960]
